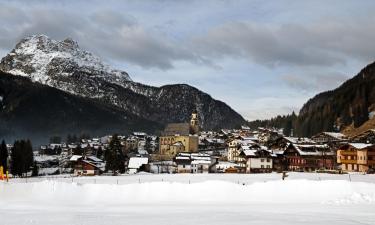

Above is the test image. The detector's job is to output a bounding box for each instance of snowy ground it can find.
[1,173,375,225]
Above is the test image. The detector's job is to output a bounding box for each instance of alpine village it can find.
[1,35,375,179]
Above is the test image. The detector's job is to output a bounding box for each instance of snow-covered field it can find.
[1,173,375,225]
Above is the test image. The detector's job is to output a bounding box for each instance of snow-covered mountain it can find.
[0,35,245,131]
[1,35,131,93]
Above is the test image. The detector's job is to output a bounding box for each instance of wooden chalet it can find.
[337,143,375,172]
[284,143,334,172]
[350,129,375,144]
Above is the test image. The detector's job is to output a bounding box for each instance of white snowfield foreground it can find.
[0,173,375,225]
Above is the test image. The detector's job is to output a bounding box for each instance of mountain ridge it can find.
[0,34,245,139]
[248,61,375,137]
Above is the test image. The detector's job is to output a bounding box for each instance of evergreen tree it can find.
[11,140,22,177]
[0,140,8,170]
[66,134,72,144]
[105,134,125,175]
[10,139,34,177]
[32,161,39,177]
[25,140,34,174]
[144,137,152,153]
[74,145,83,155]
[96,147,103,159]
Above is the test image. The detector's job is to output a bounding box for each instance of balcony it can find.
[338,151,357,156]
[339,159,357,164]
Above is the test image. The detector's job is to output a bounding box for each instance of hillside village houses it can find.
[5,109,375,176]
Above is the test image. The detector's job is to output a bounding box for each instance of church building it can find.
[159,111,200,159]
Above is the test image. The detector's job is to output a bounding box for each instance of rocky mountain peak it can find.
[0,34,132,85]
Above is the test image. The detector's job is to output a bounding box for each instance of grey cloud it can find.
[281,72,350,92]
[1,2,375,71]
[0,5,199,70]
[191,22,359,68]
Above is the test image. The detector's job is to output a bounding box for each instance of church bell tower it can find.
[190,110,200,135]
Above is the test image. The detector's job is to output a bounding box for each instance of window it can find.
[267,165,270,168]
[261,165,264,168]
[267,158,270,162]
[261,159,265,162]
[183,165,185,168]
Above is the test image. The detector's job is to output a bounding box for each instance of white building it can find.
[240,149,273,173]
[128,157,149,174]
[174,152,214,173]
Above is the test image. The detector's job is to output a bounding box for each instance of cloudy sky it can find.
[1,0,374,120]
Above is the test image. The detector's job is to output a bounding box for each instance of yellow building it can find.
[159,135,199,156]
[158,111,200,158]
[337,143,375,172]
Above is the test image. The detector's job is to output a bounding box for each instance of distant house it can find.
[227,139,256,163]
[284,143,334,172]
[213,161,240,173]
[337,143,375,172]
[149,161,176,174]
[175,154,192,173]
[174,152,214,173]
[240,148,273,173]
[199,138,226,151]
[128,157,149,174]
[70,155,104,176]
[312,132,347,145]
[191,160,211,173]
[350,129,375,144]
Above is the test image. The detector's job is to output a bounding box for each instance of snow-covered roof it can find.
[133,132,147,136]
[87,156,103,162]
[128,157,149,169]
[348,143,373,149]
[241,126,251,130]
[284,137,315,144]
[138,149,149,155]
[175,156,190,160]
[290,144,329,156]
[191,160,211,165]
[204,138,225,144]
[215,161,239,169]
[172,141,184,146]
[34,155,59,162]
[239,140,256,145]
[323,132,346,139]
[242,150,256,156]
[70,155,82,161]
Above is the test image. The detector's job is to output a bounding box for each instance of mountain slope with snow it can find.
[0,71,161,145]
[0,35,245,130]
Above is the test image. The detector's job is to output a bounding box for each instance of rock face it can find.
[0,35,132,88]
[0,35,245,134]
